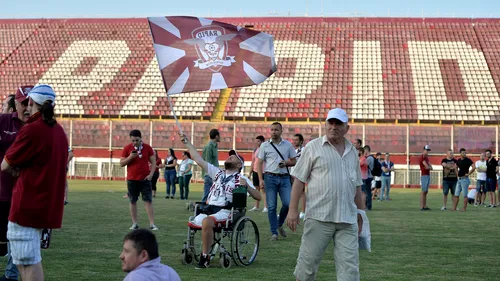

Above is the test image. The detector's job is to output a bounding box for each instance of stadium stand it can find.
[1,17,499,186]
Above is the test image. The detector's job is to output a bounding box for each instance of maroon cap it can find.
[15,85,34,103]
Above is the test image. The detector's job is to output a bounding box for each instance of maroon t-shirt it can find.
[4,112,68,229]
[0,113,23,202]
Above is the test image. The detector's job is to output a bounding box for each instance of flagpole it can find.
[167,94,184,136]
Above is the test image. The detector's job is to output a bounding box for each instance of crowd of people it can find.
[0,85,498,281]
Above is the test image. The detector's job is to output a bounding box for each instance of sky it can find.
[0,0,498,19]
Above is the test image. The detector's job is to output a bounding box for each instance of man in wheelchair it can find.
[179,133,261,269]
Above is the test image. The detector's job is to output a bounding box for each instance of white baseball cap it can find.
[424,145,431,151]
[325,108,348,123]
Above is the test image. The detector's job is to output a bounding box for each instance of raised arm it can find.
[179,134,208,172]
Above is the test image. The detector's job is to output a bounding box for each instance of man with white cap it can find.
[1,84,68,281]
[286,108,364,281]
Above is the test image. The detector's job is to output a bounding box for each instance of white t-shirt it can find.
[206,163,255,206]
[467,189,476,199]
[475,160,487,181]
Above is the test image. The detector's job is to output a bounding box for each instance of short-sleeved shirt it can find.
[0,112,23,202]
[201,141,218,177]
[291,136,363,224]
[360,156,374,179]
[419,154,430,176]
[381,161,394,177]
[205,163,255,206]
[257,139,297,174]
[121,142,154,181]
[4,112,68,229]
[153,156,162,173]
[441,158,458,181]
[486,157,498,179]
[290,146,303,174]
[179,158,194,176]
[457,157,473,177]
[475,160,487,181]
[251,147,264,173]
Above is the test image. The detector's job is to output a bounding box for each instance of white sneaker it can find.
[299,212,305,219]
[474,203,478,207]
[262,207,268,213]
[249,207,259,212]
[150,224,159,231]
[441,206,446,211]
[129,224,139,230]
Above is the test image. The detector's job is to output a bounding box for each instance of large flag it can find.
[148,16,277,95]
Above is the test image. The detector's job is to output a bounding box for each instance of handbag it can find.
[268,141,293,184]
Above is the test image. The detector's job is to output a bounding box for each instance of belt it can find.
[265,172,289,177]
[458,176,469,179]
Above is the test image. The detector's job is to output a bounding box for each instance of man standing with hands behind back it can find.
[257,122,296,241]
[287,108,364,281]
[120,130,158,231]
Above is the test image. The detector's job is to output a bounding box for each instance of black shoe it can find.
[195,254,210,269]
[420,208,425,211]
[64,201,68,205]
[171,196,175,199]
[165,196,170,199]
[424,207,431,210]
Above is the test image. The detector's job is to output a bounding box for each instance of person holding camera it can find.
[120,130,158,231]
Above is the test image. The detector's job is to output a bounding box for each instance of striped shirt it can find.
[291,136,363,224]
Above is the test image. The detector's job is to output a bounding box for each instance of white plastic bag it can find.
[357,210,371,252]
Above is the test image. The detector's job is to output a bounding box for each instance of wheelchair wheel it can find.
[219,253,232,269]
[181,251,194,265]
[230,216,259,266]
[189,229,203,262]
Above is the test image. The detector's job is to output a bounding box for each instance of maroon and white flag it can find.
[148,16,277,95]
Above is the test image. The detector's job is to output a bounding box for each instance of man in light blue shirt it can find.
[120,229,180,281]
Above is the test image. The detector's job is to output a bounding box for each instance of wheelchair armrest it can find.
[195,201,206,205]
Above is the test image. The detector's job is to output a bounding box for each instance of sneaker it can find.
[441,206,446,211]
[486,204,491,208]
[249,207,259,212]
[299,212,305,219]
[278,227,287,238]
[165,195,170,199]
[195,254,210,269]
[262,207,268,213]
[129,224,139,230]
[424,207,431,211]
[420,208,425,211]
[474,203,478,207]
[64,201,68,205]
[271,234,278,241]
[491,205,497,208]
[150,224,159,231]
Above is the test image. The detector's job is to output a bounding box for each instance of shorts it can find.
[6,222,42,265]
[252,172,260,189]
[486,178,497,192]
[127,180,153,203]
[190,208,231,227]
[421,175,430,192]
[455,177,470,197]
[476,180,487,193]
[442,180,457,196]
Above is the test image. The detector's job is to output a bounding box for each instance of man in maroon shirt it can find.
[0,86,32,281]
[120,130,158,231]
[419,145,433,211]
[1,84,68,281]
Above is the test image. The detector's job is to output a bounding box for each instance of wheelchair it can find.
[181,185,260,268]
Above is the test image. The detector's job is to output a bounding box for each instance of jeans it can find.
[264,174,292,235]
[380,176,391,201]
[164,169,177,196]
[442,180,457,195]
[455,177,470,197]
[5,242,18,280]
[476,180,487,193]
[179,174,192,200]
[362,178,373,210]
[201,175,213,202]
[421,175,430,192]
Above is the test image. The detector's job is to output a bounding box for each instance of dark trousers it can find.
[363,178,373,210]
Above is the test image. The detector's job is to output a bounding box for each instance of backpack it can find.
[369,155,382,177]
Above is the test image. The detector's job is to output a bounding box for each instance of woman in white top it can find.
[178,151,194,200]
